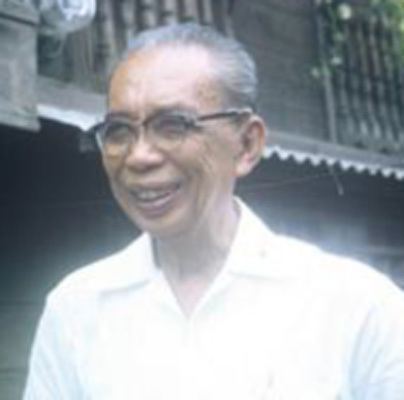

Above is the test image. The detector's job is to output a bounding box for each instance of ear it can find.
[235,115,267,178]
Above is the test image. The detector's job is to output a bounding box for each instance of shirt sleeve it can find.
[23,294,83,400]
[350,281,404,400]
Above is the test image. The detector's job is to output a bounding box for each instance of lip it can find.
[129,182,182,218]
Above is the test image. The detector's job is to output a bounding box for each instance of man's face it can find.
[103,45,246,238]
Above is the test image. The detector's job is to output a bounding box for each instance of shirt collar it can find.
[96,234,158,291]
[224,199,302,280]
[100,198,302,292]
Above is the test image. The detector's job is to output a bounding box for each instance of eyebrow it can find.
[105,105,198,121]
[152,105,198,115]
[105,111,133,121]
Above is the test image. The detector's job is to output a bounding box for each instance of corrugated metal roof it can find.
[264,145,404,181]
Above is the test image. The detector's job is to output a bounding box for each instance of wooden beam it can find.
[37,76,106,131]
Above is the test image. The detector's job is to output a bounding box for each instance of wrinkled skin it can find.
[103,45,265,243]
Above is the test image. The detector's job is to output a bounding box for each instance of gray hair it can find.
[120,23,258,110]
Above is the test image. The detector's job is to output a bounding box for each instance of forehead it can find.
[108,45,223,114]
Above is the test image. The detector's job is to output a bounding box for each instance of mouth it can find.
[129,182,182,217]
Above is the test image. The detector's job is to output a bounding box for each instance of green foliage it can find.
[369,0,404,54]
[312,0,404,79]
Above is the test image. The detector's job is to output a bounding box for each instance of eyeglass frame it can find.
[88,107,254,155]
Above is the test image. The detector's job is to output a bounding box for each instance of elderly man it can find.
[24,23,404,400]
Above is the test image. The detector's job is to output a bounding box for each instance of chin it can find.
[136,219,191,240]
[122,202,192,240]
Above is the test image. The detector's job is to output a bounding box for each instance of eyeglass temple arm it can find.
[197,108,254,122]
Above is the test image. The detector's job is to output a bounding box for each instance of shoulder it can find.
[46,234,149,307]
[271,232,404,312]
[237,200,403,305]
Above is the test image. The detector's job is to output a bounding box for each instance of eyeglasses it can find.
[89,108,252,156]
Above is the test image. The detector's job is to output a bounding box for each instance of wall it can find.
[0,121,136,399]
[233,0,329,142]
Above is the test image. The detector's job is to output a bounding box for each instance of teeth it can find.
[136,190,170,201]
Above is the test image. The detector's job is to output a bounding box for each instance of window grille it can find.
[39,0,233,91]
[315,0,404,153]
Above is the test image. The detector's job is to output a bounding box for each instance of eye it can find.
[103,120,133,144]
[150,114,194,137]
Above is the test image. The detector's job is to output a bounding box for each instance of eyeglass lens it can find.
[98,113,192,155]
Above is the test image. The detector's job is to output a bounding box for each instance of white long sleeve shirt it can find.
[24,201,404,400]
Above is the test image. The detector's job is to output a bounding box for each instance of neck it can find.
[153,199,239,316]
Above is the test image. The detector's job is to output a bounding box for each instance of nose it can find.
[123,131,165,171]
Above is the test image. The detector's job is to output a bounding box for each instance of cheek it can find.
[102,156,127,197]
[198,142,218,175]
[185,139,221,180]
[102,155,120,177]
[186,137,237,185]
